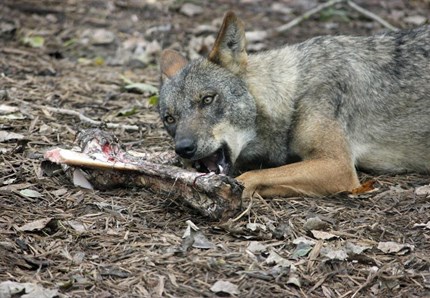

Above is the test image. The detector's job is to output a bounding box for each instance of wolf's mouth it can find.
[193,145,231,175]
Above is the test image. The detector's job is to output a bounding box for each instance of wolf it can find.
[158,11,430,198]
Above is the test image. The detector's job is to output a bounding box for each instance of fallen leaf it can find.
[0,131,24,142]
[271,3,293,14]
[0,104,18,114]
[22,36,45,48]
[124,82,158,95]
[303,217,329,231]
[415,184,430,196]
[351,180,376,194]
[345,242,372,255]
[192,231,216,249]
[210,280,239,295]
[247,241,267,254]
[73,169,93,190]
[413,221,430,229]
[320,247,348,261]
[180,3,203,17]
[292,237,316,246]
[310,230,339,240]
[148,95,159,106]
[377,241,414,255]
[73,251,85,264]
[291,242,313,259]
[82,28,115,45]
[246,222,267,232]
[77,57,93,65]
[0,183,33,192]
[66,220,87,232]
[2,178,16,185]
[52,188,68,196]
[245,30,269,43]
[39,123,53,135]
[286,275,301,288]
[100,266,131,278]
[94,56,105,65]
[181,220,215,250]
[0,281,58,298]
[19,189,43,198]
[265,250,292,268]
[94,202,125,213]
[17,218,53,232]
[116,106,138,117]
[403,15,427,26]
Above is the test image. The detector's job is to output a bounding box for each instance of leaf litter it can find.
[1,0,430,297]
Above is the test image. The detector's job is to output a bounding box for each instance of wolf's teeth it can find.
[218,165,224,173]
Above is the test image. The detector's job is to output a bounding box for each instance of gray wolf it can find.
[158,11,430,198]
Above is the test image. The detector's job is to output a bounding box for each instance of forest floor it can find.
[1,0,429,297]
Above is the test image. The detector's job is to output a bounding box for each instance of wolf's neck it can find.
[245,46,299,129]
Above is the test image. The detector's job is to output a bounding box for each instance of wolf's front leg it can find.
[236,158,360,198]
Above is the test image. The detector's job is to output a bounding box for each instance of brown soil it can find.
[1,0,429,297]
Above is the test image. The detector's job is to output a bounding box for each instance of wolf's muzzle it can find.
[175,138,197,159]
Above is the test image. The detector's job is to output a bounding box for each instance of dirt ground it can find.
[1,0,430,297]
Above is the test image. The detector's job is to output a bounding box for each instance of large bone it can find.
[44,129,243,221]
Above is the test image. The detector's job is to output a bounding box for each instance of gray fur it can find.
[160,22,430,176]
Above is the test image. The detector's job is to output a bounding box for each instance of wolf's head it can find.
[158,12,256,176]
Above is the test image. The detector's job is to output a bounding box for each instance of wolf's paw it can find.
[236,172,258,198]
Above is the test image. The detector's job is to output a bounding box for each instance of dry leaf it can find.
[17,218,53,232]
[351,180,376,194]
[310,230,339,240]
[291,238,315,259]
[66,220,87,233]
[403,15,427,26]
[0,104,17,114]
[0,281,58,298]
[52,188,68,196]
[72,169,93,190]
[247,241,267,254]
[320,247,348,261]
[265,250,292,268]
[179,3,203,17]
[345,242,372,255]
[287,275,301,288]
[293,237,316,246]
[246,223,267,232]
[19,189,43,198]
[0,131,24,142]
[377,241,414,255]
[303,217,329,231]
[415,184,430,196]
[413,221,430,229]
[210,280,239,295]
[182,220,215,250]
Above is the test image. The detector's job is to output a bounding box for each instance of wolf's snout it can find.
[175,138,197,159]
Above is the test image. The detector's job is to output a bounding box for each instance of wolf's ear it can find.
[160,49,188,81]
[209,11,247,75]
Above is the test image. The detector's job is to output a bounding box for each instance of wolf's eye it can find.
[164,115,175,124]
[201,94,217,105]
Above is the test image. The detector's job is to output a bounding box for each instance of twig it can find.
[351,269,379,298]
[267,0,397,36]
[231,195,253,222]
[28,104,143,131]
[347,1,398,31]
[274,0,345,34]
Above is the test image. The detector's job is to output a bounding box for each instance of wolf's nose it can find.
[175,138,196,159]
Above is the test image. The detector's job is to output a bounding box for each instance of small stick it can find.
[28,104,143,131]
[347,1,398,31]
[267,0,397,36]
[274,0,345,34]
[231,195,253,222]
